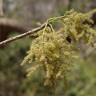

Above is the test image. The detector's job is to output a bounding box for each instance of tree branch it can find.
[0,23,45,47]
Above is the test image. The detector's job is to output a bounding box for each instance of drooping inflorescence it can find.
[21,10,96,86]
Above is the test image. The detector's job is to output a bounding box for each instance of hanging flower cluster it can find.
[21,10,96,86]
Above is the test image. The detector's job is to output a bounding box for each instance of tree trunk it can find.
[0,0,4,16]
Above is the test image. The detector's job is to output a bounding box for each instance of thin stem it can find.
[0,23,45,47]
[0,15,65,47]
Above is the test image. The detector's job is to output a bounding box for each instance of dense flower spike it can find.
[21,10,96,86]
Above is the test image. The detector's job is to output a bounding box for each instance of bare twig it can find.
[0,23,45,47]
[0,15,64,47]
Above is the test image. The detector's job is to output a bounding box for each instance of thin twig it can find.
[0,23,45,47]
[0,14,67,47]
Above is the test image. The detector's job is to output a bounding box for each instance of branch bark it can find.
[0,23,45,47]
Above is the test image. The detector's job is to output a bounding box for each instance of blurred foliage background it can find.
[0,0,96,96]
